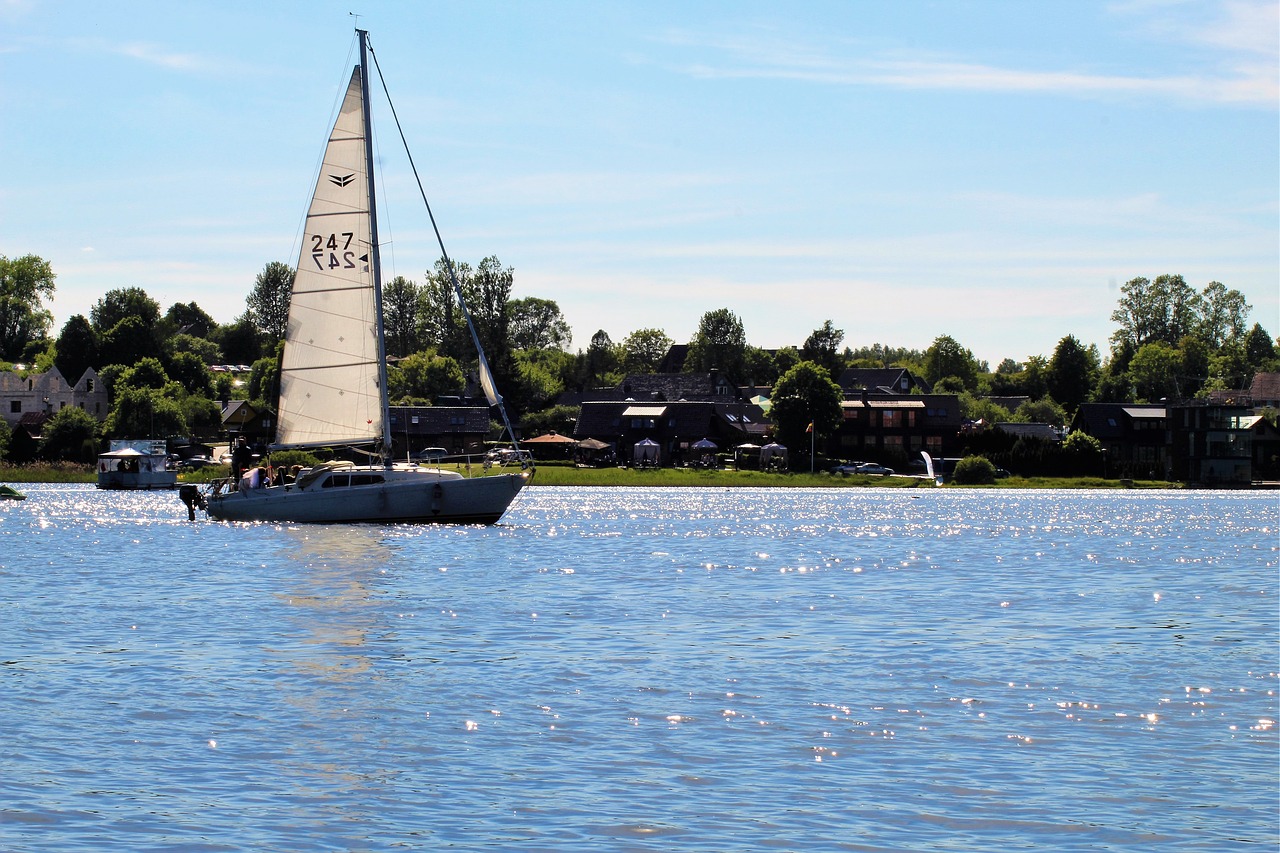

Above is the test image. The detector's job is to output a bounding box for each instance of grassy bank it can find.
[0,461,1174,490]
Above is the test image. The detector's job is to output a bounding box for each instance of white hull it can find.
[206,464,527,524]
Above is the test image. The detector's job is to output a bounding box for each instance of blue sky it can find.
[2,0,1276,368]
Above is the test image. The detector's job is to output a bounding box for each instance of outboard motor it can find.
[179,484,207,521]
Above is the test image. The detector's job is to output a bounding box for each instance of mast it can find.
[357,28,395,462]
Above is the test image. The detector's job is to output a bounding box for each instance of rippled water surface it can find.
[1,485,1276,851]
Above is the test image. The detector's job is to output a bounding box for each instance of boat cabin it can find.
[97,440,177,490]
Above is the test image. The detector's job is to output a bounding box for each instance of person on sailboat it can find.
[231,436,254,488]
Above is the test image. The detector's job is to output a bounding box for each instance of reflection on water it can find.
[0,484,1275,851]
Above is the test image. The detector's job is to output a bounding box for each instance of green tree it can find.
[508,296,572,352]
[106,387,187,439]
[382,275,421,358]
[211,312,262,365]
[247,353,281,410]
[952,455,997,485]
[996,358,1022,375]
[957,392,1012,424]
[53,314,99,385]
[168,332,222,365]
[924,334,980,390]
[91,287,160,334]
[622,328,673,374]
[394,350,465,402]
[1178,335,1210,398]
[520,403,580,437]
[0,416,11,460]
[577,330,623,390]
[769,360,843,454]
[511,349,566,412]
[166,351,215,399]
[468,256,514,369]
[743,345,780,386]
[1109,274,1201,350]
[1013,396,1068,426]
[1128,341,1180,402]
[800,320,844,378]
[165,301,217,338]
[772,346,801,379]
[1243,323,1277,371]
[1061,430,1104,477]
[0,254,56,361]
[114,357,173,395]
[686,308,747,382]
[1197,281,1251,349]
[99,316,158,369]
[1046,335,1098,414]
[38,405,100,462]
[246,261,294,345]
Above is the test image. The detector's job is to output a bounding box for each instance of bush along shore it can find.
[0,461,1175,490]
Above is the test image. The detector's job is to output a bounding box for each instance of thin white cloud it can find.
[661,0,1278,107]
[112,41,206,72]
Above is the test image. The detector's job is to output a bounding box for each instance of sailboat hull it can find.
[206,466,527,525]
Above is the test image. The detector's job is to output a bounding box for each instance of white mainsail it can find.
[276,68,383,449]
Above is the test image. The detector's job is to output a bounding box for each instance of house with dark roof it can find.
[831,392,963,464]
[836,367,931,395]
[387,406,492,458]
[1249,372,1280,410]
[574,399,768,466]
[1167,400,1253,486]
[221,400,274,444]
[1071,403,1169,479]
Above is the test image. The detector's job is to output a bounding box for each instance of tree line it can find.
[0,252,1275,464]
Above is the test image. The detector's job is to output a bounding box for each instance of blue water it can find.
[1,485,1275,852]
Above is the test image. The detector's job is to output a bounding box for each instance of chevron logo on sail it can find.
[329,173,356,187]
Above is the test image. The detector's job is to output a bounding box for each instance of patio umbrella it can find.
[523,432,578,444]
[691,438,718,450]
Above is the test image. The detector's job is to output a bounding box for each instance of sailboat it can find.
[201,30,528,524]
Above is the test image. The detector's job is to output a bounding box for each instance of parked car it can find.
[412,447,448,462]
[830,461,865,476]
[854,463,895,476]
[484,448,532,467]
[176,455,216,470]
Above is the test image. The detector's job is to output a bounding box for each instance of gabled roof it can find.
[389,406,491,433]
[1250,372,1280,404]
[836,367,929,394]
[584,372,745,404]
[574,399,767,440]
[995,422,1060,441]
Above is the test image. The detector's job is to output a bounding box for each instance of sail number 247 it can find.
[310,232,357,270]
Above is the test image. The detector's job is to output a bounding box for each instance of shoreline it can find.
[0,462,1181,490]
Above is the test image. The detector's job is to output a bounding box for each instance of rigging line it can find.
[366,39,522,453]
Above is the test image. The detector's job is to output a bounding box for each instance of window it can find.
[882,410,901,428]
[9,401,19,414]
[411,415,419,424]
[884,435,903,448]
